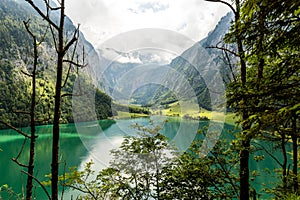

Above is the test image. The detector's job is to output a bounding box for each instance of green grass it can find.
[151,101,237,124]
[113,111,149,119]
[225,112,239,125]
[114,101,238,125]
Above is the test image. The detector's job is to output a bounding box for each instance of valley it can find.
[0,0,299,199]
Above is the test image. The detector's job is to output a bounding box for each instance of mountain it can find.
[0,0,112,128]
[151,12,234,110]
[98,12,234,110]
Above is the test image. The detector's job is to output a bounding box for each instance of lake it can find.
[0,116,286,199]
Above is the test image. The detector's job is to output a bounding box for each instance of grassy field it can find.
[151,101,238,125]
[113,101,238,125]
[113,111,149,119]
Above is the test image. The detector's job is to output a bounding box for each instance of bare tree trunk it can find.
[205,0,250,198]
[292,114,298,193]
[240,4,265,200]
[281,133,288,194]
[22,1,81,199]
[23,20,38,200]
[256,5,265,85]
[26,130,36,200]
[239,137,250,200]
[233,0,250,198]
[51,1,65,199]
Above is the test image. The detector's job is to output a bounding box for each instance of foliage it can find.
[0,184,22,200]
[62,123,239,200]
[223,0,300,198]
[113,103,150,116]
[63,123,173,199]
[282,193,300,200]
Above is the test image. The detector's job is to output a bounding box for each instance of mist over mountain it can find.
[97,12,234,110]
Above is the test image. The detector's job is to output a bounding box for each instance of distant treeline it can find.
[113,103,150,115]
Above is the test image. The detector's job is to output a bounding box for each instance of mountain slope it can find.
[95,12,234,111]
[138,12,234,109]
[0,0,112,128]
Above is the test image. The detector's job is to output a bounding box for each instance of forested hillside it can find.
[0,0,112,128]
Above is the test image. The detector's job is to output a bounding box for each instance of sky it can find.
[64,0,230,50]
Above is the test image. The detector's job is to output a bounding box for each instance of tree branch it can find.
[204,0,237,15]
[49,23,58,52]
[206,45,239,57]
[17,137,27,159]
[63,37,77,55]
[223,47,237,82]
[12,158,29,168]
[25,0,59,30]
[13,110,31,115]
[62,37,78,88]
[61,92,83,98]
[21,69,33,77]
[44,0,61,10]
[62,60,86,68]
[12,138,29,168]
[0,121,32,138]
[37,24,50,46]
[21,170,52,200]
[252,142,283,167]
[66,185,89,194]
[63,25,80,54]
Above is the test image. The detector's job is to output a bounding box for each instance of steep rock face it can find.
[151,12,234,109]
[0,0,112,128]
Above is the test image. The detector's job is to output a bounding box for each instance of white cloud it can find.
[65,0,230,50]
[129,1,170,14]
[116,53,143,64]
[66,0,229,45]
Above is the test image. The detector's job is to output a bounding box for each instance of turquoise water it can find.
[0,117,287,199]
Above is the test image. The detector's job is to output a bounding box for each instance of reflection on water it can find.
[0,117,286,199]
[0,124,89,199]
[0,117,204,198]
[76,116,205,169]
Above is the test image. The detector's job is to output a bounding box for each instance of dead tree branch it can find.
[25,0,59,30]
[0,121,32,138]
[22,170,52,200]
[206,45,238,57]
[204,0,237,15]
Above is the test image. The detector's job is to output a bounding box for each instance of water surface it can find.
[0,117,286,199]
